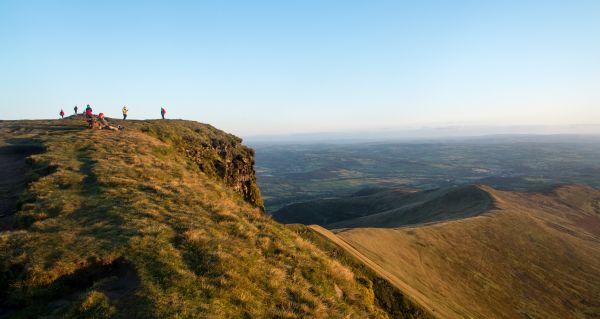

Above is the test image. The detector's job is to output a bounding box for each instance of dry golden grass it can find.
[329,185,600,318]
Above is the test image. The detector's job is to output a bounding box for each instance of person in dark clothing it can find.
[84,105,93,120]
[74,105,78,114]
[161,107,166,119]
[60,109,65,119]
[122,106,128,120]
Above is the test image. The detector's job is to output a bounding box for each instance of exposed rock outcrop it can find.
[138,120,264,210]
[182,136,264,210]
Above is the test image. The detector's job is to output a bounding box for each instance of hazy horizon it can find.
[245,123,600,142]
[1,1,599,137]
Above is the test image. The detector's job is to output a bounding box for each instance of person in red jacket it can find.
[161,107,166,119]
[59,109,65,119]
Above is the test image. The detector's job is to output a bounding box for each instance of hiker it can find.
[122,106,128,120]
[98,113,122,131]
[160,107,166,119]
[85,105,93,118]
[59,109,65,119]
[74,105,78,114]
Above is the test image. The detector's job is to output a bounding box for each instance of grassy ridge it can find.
[0,120,421,318]
[334,185,600,318]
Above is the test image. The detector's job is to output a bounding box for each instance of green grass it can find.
[0,119,422,318]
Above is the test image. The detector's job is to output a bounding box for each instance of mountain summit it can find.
[0,120,427,318]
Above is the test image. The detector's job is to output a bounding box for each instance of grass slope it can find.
[289,224,433,319]
[0,119,422,318]
[271,188,419,226]
[332,185,600,318]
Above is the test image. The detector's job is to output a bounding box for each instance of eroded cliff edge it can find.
[138,120,264,210]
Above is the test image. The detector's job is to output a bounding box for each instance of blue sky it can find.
[1,1,599,137]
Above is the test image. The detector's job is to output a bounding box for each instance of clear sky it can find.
[1,0,599,137]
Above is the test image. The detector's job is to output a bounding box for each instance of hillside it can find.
[323,185,600,318]
[0,119,429,318]
[271,188,419,226]
[272,185,492,228]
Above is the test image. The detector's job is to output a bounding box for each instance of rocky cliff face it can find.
[138,120,264,210]
[182,134,264,210]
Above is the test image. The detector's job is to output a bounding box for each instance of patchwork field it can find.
[254,138,600,211]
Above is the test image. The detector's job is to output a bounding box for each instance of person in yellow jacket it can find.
[122,106,128,120]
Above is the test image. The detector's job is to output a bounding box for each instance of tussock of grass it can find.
[0,120,411,318]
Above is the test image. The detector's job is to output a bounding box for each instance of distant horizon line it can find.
[245,123,600,140]
[2,118,600,141]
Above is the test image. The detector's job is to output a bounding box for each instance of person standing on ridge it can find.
[59,109,65,119]
[74,105,78,114]
[161,107,166,119]
[122,106,128,120]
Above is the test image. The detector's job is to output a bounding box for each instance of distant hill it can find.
[272,185,492,228]
[314,184,600,318]
[0,120,429,318]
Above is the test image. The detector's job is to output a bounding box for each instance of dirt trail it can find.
[0,144,43,231]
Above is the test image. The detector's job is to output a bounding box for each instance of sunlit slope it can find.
[0,120,425,318]
[333,185,600,318]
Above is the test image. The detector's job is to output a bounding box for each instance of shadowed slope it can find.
[273,185,492,229]
[271,188,420,225]
[331,185,600,318]
[0,141,44,231]
[329,185,492,228]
